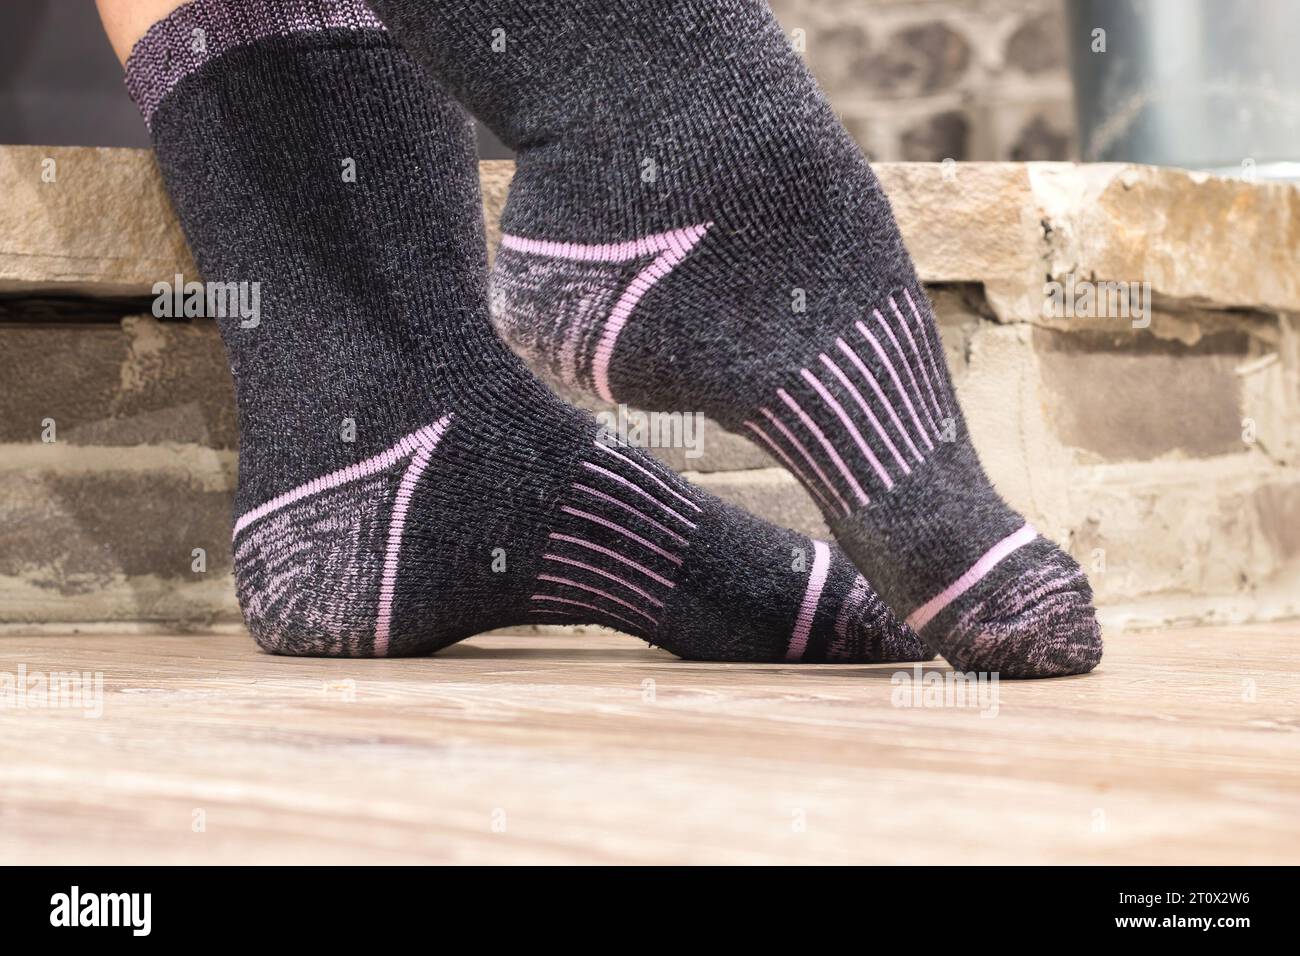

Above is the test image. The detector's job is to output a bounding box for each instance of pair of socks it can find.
[127,0,1101,676]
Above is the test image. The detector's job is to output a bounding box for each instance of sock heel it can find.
[232,419,451,657]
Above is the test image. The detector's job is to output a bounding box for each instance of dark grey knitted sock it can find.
[368,0,1104,677]
[122,0,926,663]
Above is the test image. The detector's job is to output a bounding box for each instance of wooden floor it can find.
[1,624,1297,865]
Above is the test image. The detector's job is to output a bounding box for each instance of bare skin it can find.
[96,0,189,65]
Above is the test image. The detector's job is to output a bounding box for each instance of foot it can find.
[370,0,1104,676]
[123,0,927,664]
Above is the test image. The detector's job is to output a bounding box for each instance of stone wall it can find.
[2,146,1298,632]
[770,0,1076,162]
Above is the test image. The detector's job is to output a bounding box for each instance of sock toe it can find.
[936,543,1103,677]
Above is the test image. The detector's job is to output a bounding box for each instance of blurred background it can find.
[4,0,1295,176]
[775,0,1077,162]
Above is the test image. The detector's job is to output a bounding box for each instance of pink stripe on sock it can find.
[589,225,711,402]
[531,594,642,631]
[857,321,934,453]
[777,388,870,508]
[906,523,1039,633]
[890,296,946,426]
[787,540,831,661]
[559,506,683,564]
[549,533,676,587]
[801,367,894,491]
[595,442,703,512]
[373,423,453,656]
[874,307,940,439]
[758,407,851,517]
[537,574,659,624]
[233,415,453,538]
[904,287,952,421]
[836,337,924,464]
[542,554,664,606]
[501,224,712,263]
[820,354,911,475]
[743,420,836,514]
[570,484,689,546]
[581,461,696,528]
[500,224,713,402]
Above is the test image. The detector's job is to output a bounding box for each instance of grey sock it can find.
[369,0,1103,676]
[122,0,926,663]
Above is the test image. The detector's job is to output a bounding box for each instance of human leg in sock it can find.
[110,0,924,662]
[367,0,1103,677]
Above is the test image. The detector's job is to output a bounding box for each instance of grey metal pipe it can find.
[1067,0,1300,180]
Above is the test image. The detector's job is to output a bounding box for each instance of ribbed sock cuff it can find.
[125,0,385,128]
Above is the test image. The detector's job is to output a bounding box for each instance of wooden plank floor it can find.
[1,624,1297,865]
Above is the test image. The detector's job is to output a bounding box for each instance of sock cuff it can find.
[125,0,385,129]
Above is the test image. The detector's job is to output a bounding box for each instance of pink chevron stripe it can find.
[542,554,664,606]
[501,224,712,263]
[581,461,697,528]
[787,540,831,661]
[890,295,946,425]
[743,420,837,514]
[594,442,703,513]
[231,415,453,538]
[559,506,683,564]
[500,225,713,402]
[570,484,689,546]
[906,523,1039,633]
[758,406,851,516]
[856,321,934,453]
[801,367,894,491]
[903,287,952,420]
[537,574,659,624]
[820,354,911,475]
[531,594,642,631]
[874,307,940,438]
[777,388,870,508]
[836,337,924,464]
[373,424,453,656]
[549,533,676,587]
[589,225,711,402]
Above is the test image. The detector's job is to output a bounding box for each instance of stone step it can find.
[2,146,1297,630]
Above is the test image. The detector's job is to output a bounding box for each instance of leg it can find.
[367,0,1104,677]
[95,0,186,64]
[97,0,925,663]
